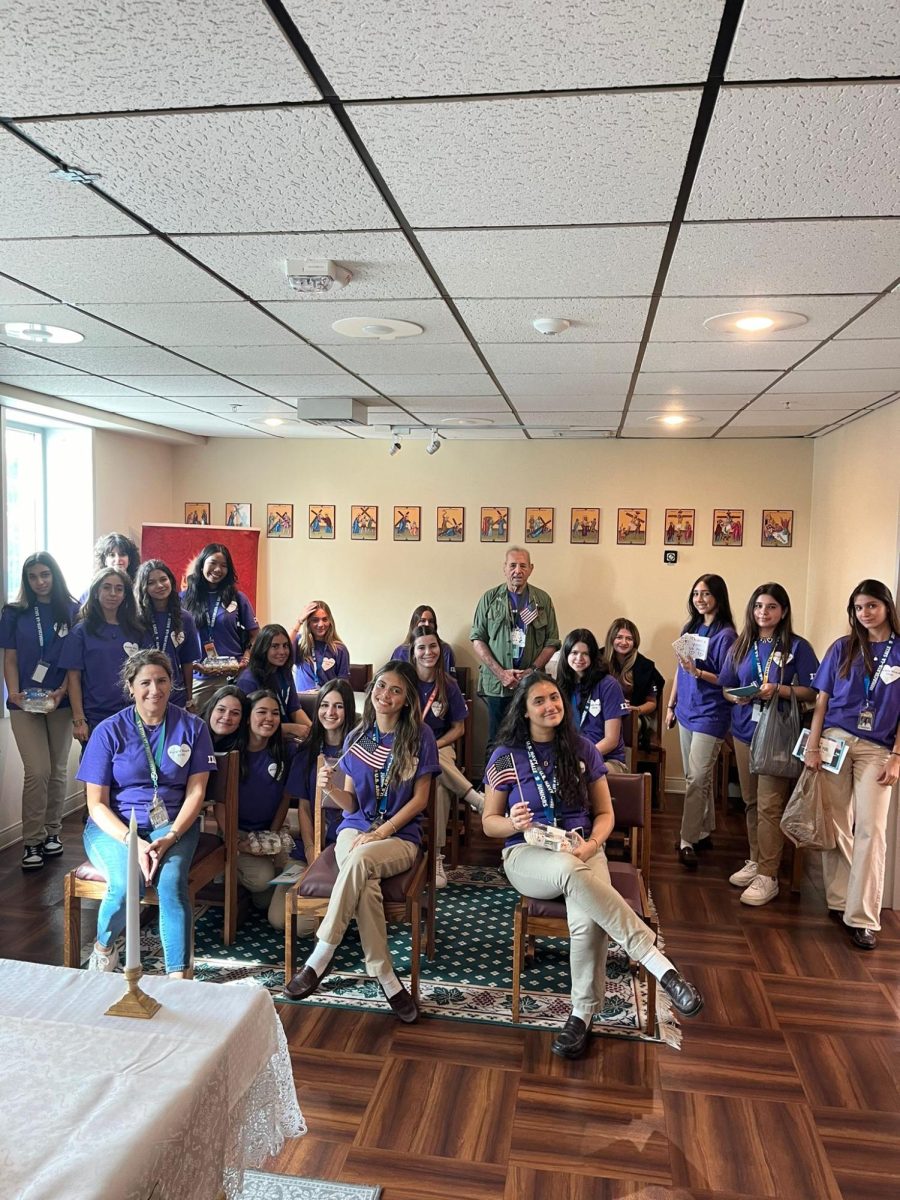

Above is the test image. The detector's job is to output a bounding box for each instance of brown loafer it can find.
[379,980,419,1023]
[849,927,877,950]
[284,961,331,999]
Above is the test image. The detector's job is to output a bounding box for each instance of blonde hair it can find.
[297,600,344,661]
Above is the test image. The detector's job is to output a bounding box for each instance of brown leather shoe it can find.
[551,1014,590,1059]
[284,961,331,999]
[379,980,419,1023]
[849,927,877,950]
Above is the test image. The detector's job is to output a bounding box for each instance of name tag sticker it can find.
[751,703,762,723]
[31,662,49,684]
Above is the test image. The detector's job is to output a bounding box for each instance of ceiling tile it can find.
[485,343,638,374]
[3,345,212,375]
[751,390,895,411]
[439,427,526,440]
[0,237,236,304]
[652,295,870,341]
[253,376,379,399]
[351,92,699,226]
[107,375,263,398]
[728,406,859,427]
[79,301,302,347]
[351,374,499,397]
[799,339,900,370]
[642,341,805,372]
[326,343,485,375]
[391,395,510,412]
[406,410,521,427]
[628,393,750,411]
[157,396,296,415]
[635,371,780,394]
[772,368,900,393]
[420,227,668,299]
[67,396,199,416]
[263,299,465,344]
[666,220,900,296]
[836,295,900,340]
[523,410,622,427]
[688,85,899,220]
[267,422,353,439]
[502,383,630,409]
[0,138,139,238]
[0,346,82,375]
[293,0,722,98]
[171,343,345,376]
[716,426,811,438]
[0,0,317,115]
[0,303,143,346]
[0,277,52,305]
[176,233,437,301]
[26,109,396,234]
[727,0,900,81]
[0,374,162,399]
[455,298,651,343]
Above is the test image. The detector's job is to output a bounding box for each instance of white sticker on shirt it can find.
[227,600,238,613]
[55,623,69,638]
[431,701,444,717]
[881,665,900,685]
[322,656,336,672]
[123,641,140,656]
[770,651,794,667]
[587,699,602,716]
[168,743,191,767]
[267,761,278,777]
[172,630,185,648]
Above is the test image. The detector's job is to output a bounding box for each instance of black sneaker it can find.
[22,843,45,870]
[42,834,64,857]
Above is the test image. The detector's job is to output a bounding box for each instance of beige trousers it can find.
[503,843,656,1014]
[733,737,792,877]
[435,744,473,848]
[317,828,418,977]
[677,725,722,844]
[605,759,627,775]
[236,849,290,929]
[10,708,72,844]
[819,728,893,931]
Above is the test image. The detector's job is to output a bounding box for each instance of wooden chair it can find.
[715,733,736,814]
[510,772,657,1035]
[625,692,667,808]
[283,765,437,1002]
[63,751,240,968]
[348,663,373,693]
[447,664,474,869]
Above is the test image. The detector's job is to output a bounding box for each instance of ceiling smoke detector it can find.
[285,259,352,294]
[532,317,571,336]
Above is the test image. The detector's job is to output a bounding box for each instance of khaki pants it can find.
[503,843,656,1014]
[677,725,722,844]
[733,737,792,877]
[317,828,418,977]
[236,849,290,929]
[819,728,893,931]
[10,708,72,844]
[605,759,627,775]
[435,744,473,849]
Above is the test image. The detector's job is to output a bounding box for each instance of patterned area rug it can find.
[236,1172,380,1199]
[119,866,679,1045]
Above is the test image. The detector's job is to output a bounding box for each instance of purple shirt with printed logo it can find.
[294,641,350,692]
[335,724,440,845]
[565,674,628,763]
[237,742,297,831]
[59,621,142,727]
[674,623,738,737]
[391,642,457,676]
[416,676,467,739]
[234,665,300,721]
[190,589,258,679]
[813,636,900,749]
[719,636,819,744]
[0,600,78,709]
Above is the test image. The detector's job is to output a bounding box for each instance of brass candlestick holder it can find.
[104,965,161,1019]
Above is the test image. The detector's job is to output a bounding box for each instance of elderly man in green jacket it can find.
[470,546,560,745]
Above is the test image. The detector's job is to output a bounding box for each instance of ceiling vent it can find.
[296,397,369,427]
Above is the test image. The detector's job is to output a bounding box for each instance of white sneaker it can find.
[434,854,447,889]
[88,944,120,972]
[729,859,758,887]
[741,875,779,906]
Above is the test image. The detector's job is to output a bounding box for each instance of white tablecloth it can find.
[0,959,304,1200]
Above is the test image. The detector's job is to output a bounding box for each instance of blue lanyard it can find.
[575,685,595,728]
[314,642,326,684]
[154,612,173,653]
[525,740,558,824]
[751,640,775,686]
[863,635,896,706]
[33,606,55,655]
[206,595,222,629]
[372,727,394,817]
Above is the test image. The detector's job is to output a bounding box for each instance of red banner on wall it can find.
[140,524,260,610]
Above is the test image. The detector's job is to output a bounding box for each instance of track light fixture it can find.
[426,429,441,455]
[389,436,402,456]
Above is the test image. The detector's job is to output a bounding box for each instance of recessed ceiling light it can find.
[441,417,494,427]
[703,310,808,335]
[0,322,84,345]
[263,417,284,427]
[646,413,702,427]
[331,317,423,341]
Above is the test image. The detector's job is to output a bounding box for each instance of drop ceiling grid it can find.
[0,2,897,439]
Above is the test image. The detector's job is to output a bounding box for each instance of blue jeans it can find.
[483,694,513,751]
[83,817,201,972]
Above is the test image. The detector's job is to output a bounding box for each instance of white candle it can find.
[125,809,140,971]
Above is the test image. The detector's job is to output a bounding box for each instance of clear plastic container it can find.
[21,688,56,714]
[202,655,240,673]
[523,823,578,853]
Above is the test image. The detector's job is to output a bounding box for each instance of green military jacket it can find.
[470,583,560,697]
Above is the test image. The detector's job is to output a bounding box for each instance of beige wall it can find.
[93,428,176,547]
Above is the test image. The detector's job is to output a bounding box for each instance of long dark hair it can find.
[79,567,143,637]
[681,573,734,635]
[3,551,76,627]
[495,671,587,814]
[557,628,608,704]
[93,531,140,580]
[410,624,449,714]
[305,678,357,762]
[244,688,286,782]
[135,560,184,639]
[730,582,796,671]
[247,623,293,687]
[353,660,422,787]
[403,603,439,650]
[182,543,238,625]
[840,579,900,679]
[603,618,640,689]
[202,684,249,753]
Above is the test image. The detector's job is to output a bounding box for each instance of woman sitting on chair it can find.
[603,618,665,741]
[557,629,629,773]
[287,678,357,863]
[391,603,457,675]
[235,623,311,739]
[291,601,350,693]
[77,650,216,976]
[284,661,440,1023]
[202,684,248,752]
[482,671,703,1059]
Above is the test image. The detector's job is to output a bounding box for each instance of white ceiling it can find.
[0,0,897,442]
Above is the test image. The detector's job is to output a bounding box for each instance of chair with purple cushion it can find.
[63,751,240,968]
[510,772,657,1034]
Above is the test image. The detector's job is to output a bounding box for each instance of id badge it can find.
[857,707,875,733]
[511,627,526,649]
[148,793,169,829]
[31,661,49,685]
[203,640,217,659]
[751,702,762,723]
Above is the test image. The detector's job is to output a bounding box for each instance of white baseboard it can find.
[666,776,687,794]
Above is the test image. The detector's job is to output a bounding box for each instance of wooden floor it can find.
[5,795,900,1200]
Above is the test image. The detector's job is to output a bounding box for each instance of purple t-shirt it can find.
[141,608,201,705]
[234,666,300,721]
[814,636,900,750]
[416,676,467,739]
[77,703,216,827]
[484,735,607,849]
[567,674,628,763]
[391,642,457,676]
[58,621,143,727]
[0,600,78,710]
[190,589,258,679]
[674,623,738,737]
[293,641,350,692]
[719,636,819,744]
[237,742,297,831]
[335,724,440,845]
[286,741,344,848]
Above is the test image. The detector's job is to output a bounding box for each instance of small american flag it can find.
[520,596,538,628]
[486,752,520,791]
[346,732,391,771]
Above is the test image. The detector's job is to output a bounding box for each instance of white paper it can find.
[673,633,709,662]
